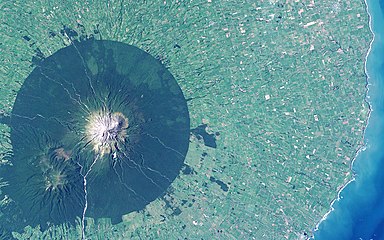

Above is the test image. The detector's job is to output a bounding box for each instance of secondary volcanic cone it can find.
[0,40,190,232]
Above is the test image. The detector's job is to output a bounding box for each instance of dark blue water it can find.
[313,0,384,239]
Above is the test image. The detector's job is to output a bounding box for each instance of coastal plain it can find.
[0,0,371,239]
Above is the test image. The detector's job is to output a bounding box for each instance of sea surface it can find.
[313,0,384,239]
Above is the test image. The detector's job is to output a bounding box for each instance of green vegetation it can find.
[0,0,371,239]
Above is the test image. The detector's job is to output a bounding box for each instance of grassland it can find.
[0,0,371,239]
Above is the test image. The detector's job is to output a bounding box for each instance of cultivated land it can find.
[0,0,371,239]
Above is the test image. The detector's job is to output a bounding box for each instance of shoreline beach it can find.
[313,0,383,238]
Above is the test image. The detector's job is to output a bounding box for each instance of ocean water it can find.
[313,0,384,239]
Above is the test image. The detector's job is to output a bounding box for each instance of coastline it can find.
[312,0,375,236]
